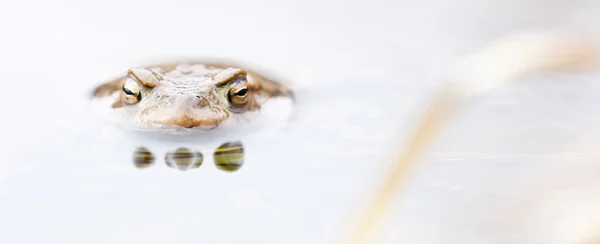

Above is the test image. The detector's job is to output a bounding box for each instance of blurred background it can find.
[1,0,600,243]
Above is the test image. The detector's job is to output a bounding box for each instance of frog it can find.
[90,60,293,132]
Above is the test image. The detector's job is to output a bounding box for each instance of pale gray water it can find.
[2,0,600,243]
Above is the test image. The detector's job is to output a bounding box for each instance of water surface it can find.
[2,0,600,243]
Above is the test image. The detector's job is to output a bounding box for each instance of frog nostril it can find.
[195,95,209,107]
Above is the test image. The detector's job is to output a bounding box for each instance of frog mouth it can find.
[150,114,230,129]
[138,98,232,129]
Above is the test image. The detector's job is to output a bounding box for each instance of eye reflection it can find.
[190,151,204,169]
[214,141,244,172]
[165,147,203,171]
[133,147,155,169]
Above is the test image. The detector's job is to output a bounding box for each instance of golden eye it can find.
[227,78,249,107]
[122,77,141,105]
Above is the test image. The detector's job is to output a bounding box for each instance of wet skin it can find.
[91,61,293,129]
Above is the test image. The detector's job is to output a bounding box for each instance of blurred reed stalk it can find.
[343,28,600,244]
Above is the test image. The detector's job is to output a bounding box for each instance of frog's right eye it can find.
[122,77,142,105]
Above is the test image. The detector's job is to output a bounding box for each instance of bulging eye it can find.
[122,77,142,105]
[227,78,250,107]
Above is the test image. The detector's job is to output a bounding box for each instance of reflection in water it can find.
[133,147,155,169]
[165,147,203,171]
[132,141,243,172]
[214,141,244,172]
[189,151,204,169]
[165,153,175,169]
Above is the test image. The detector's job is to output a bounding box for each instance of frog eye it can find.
[122,77,142,105]
[227,78,250,107]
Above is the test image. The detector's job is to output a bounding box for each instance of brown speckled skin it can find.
[91,60,292,129]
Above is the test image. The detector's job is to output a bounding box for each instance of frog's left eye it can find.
[122,77,142,105]
[227,78,250,107]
